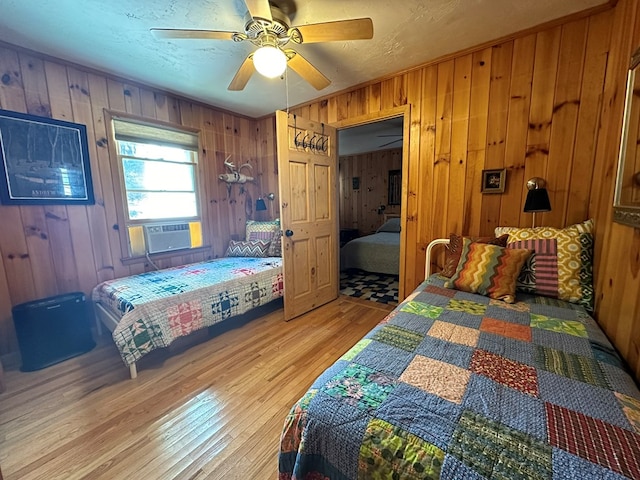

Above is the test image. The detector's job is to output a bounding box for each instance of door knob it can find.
[285,229,294,237]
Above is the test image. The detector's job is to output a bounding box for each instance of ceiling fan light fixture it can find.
[253,45,287,78]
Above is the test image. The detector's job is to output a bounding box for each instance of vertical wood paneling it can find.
[60,67,100,292]
[0,46,266,360]
[338,148,402,233]
[522,28,561,227]
[433,61,454,238]
[591,0,640,380]
[449,55,472,235]
[501,35,536,228]
[0,245,15,354]
[481,43,513,236]
[0,49,37,320]
[1,2,639,382]
[19,207,56,298]
[417,66,438,256]
[20,55,82,294]
[404,70,423,292]
[87,73,128,281]
[464,49,493,236]
[291,3,639,381]
[567,12,613,226]
[546,20,588,227]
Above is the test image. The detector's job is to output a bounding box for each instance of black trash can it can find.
[12,292,96,372]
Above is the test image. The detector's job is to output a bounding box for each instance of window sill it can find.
[120,245,212,266]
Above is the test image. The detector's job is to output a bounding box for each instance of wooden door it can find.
[276,111,339,320]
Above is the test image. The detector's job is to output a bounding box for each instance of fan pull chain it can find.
[285,67,290,115]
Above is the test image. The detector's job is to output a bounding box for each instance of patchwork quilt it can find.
[92,257,283,366]
[279,275,640,479]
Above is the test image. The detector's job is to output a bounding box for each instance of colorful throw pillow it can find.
[494,219,594,310]
[445,238,532,303]
[246,219,280,242]
[226,240,270,258]
[441,234,509,278]
[246,219,281,257]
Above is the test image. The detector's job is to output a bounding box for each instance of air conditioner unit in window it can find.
[144,223,191,254]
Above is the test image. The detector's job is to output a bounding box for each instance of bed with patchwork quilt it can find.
[92,256,283,378]
[279,228,640,480]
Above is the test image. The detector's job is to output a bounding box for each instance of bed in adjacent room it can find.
[279,220,640,479]
[340,217,401,275]
[93,220,284,379]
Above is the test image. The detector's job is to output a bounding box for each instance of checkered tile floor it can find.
[340,269,399,305]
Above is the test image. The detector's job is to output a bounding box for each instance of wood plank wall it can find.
[0,45,273,360]
[290,10,615,292]
[339,148,402,234]
[592,0,640,379]
[1,1,639,381]
[288,5,640,380]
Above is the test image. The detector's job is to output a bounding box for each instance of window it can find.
[388,169,401,205]
[110,115,203,256]
[118,141,197,220]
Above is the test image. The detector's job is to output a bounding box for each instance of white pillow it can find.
[376,217,401,233]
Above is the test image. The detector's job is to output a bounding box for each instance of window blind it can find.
[113,118,199,151]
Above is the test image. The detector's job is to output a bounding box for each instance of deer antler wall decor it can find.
[218,155,254,184]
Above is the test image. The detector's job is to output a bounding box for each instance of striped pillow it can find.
[442,233,510,278]
[445,238,532,303]
[495,219,594,310]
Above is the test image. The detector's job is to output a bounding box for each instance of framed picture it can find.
[481,168,506,194]
[0,109,94,205]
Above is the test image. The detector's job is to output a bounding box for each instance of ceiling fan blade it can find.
[243,0,272,21]
[378,138,403,148]
[285,50,331,90]
[228,55,255,91]
[151,28,237,41]
[290,18,373,44]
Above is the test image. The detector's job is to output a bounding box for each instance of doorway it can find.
[334,108,409,304]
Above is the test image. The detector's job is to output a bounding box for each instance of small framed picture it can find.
[481,168,506,194]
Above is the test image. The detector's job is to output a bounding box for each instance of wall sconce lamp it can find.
[255,198,267,211]
[256,193,275,213]
[523,177,552,227]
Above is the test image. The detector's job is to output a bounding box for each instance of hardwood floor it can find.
[0,296,393,480]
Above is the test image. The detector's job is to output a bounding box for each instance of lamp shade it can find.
[523,188,551,212]
[256,198,267,211]
[253,46,287,78]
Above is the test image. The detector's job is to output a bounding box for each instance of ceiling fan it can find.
[377,134,403,148]
[151,0,374,91]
